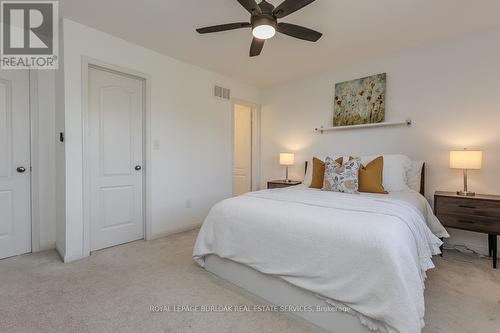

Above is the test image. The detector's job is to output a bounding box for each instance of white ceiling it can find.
[60,0,500,88]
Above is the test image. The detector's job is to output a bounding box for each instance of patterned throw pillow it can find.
[322,156,361,194]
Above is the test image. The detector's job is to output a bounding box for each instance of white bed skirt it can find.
[204,254,374,333]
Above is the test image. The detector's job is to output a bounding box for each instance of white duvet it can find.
[193,187,448,333]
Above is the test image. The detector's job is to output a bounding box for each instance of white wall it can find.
[56,19,260,261]
[35,70,57,250]
[261,28,500,255]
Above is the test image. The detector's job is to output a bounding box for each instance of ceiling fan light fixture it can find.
[252,24,276,39]
[196,0,322,57]
[251,15,277,40]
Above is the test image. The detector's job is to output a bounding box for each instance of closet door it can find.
[0,69,31,259]
[88,67,144,251]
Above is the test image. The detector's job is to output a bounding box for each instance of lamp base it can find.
[457,190,476,197]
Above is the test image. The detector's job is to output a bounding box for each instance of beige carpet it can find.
[1,229,499,333]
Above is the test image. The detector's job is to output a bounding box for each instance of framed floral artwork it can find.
[334,73,386,126]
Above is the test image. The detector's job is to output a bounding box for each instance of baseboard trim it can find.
[56,243,86,263]
[55,243,65,262]
[63,253,85,263]
[149,222,202,241]
[38,242,56,252]
[444,240,493,256]
[55,222,202,263]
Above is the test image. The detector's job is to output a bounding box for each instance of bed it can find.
[193,160,449,333]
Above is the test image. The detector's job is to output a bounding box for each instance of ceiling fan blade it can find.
[237,0,262,15]
[196,22,251,34]
[250,38,265,57]
[273,0,316,19]
[277,23,322,42]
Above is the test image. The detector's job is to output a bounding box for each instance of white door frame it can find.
[231,99,261,192]
[81,57,152,257]
[29,69,40,253]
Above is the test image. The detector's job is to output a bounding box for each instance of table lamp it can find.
[280,153,295,182]
[450,149,482,196]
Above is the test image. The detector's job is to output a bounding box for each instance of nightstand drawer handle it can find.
[458,205,476,209]
[458,219,476,224]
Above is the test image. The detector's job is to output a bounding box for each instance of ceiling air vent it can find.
[214,85,231,100]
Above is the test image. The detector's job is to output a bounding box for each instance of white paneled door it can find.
[0,70,31,260]
[233,104,252,196]
[88,67,144,251]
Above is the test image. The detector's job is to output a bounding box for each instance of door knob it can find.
[134,165,142,171]
[16,166,26,173]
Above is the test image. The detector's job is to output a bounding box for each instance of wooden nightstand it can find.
[267,180,302,189]
[434,191,500,268]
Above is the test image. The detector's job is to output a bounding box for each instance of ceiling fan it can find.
[196,0,322,57]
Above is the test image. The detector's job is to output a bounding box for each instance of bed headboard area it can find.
[304,161,426,196]
[420,163,425,196]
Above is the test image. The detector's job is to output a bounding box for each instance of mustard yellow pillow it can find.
[309,157,343,189]
[356,156,387,194]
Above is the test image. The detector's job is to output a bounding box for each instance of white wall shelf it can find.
[315,119,412,134]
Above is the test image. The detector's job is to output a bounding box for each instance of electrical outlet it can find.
[186,199,191,209]
[153,140,160,150]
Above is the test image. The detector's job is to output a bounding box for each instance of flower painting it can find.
[334,73,386,126]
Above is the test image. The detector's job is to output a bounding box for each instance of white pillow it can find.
[407,161,424,193]
[303,158,313,186]
[360,154,412,192]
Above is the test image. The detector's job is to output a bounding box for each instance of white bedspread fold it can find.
[193,187,445,333]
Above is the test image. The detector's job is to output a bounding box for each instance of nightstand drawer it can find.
[434,191,500,268]
[437,213,500,234]
[267,181,302,189]
[268,183,293,189]
[435,196,500,218]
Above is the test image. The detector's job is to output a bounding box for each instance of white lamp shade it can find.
[450,150,482,170]
[279,153,295,166]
